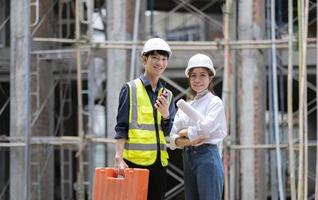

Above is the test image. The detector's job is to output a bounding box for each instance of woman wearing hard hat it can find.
[114,38,176,200]
[170,53,227,200]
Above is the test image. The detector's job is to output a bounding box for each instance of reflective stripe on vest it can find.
[125,143,167,151]
[129,80,162,131]
[123,78,170,166]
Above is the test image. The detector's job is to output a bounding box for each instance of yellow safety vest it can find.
[123,78,172,166]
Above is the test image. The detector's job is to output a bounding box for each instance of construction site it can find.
[0,0,317,199]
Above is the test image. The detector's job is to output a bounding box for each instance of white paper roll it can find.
[176,99,204,122]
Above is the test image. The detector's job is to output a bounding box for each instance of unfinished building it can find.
[0,0,317,199]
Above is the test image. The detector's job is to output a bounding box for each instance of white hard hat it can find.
[141,38,172,57]
[185,53,215,77]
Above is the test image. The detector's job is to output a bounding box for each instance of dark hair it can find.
[187,67,215,100]
[144,50,170,59]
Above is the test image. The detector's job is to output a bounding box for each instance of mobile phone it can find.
[155,83,168,107]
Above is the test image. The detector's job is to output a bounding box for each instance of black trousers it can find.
[124,159,167,200]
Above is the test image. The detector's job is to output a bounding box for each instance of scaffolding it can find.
[1,0,318,199]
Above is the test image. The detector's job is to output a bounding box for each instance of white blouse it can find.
[170,90,227,150]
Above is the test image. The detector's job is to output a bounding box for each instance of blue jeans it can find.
[183,144,224,200]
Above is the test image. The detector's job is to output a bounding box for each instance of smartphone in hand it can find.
[155,89,168,108]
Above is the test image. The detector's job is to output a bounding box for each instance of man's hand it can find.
[155,91,169,119]
[114,139,128,176]
[114,156,128,176]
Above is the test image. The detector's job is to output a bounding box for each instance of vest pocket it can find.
[138,105,153,122]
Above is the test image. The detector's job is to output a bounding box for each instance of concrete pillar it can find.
[237,0,266,199]
[106,0,128,166]
[10,0,31,199]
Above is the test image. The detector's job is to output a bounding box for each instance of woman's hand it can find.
[178,129,188,138]
[189,134,208,146]
[175,137,191,148]
[176,130,208,147]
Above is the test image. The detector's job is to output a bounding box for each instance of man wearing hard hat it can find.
[114,38,176,200]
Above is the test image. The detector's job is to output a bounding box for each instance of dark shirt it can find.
[115,74,176,139]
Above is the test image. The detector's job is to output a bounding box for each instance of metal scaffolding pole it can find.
[287,0,296,199]
[303,0,309,197]
[315,1,318,198]
[2,136,318,149]
[222,0,233,199]
[229,1,238,199]
[270,0,284,198]
[297,0,310,199]
[75,0,85,199]
[32,37,318,50]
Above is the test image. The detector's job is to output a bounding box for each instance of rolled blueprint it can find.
[176,99,204,122]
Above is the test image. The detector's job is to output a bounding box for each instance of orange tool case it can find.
[92,167,149,200]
